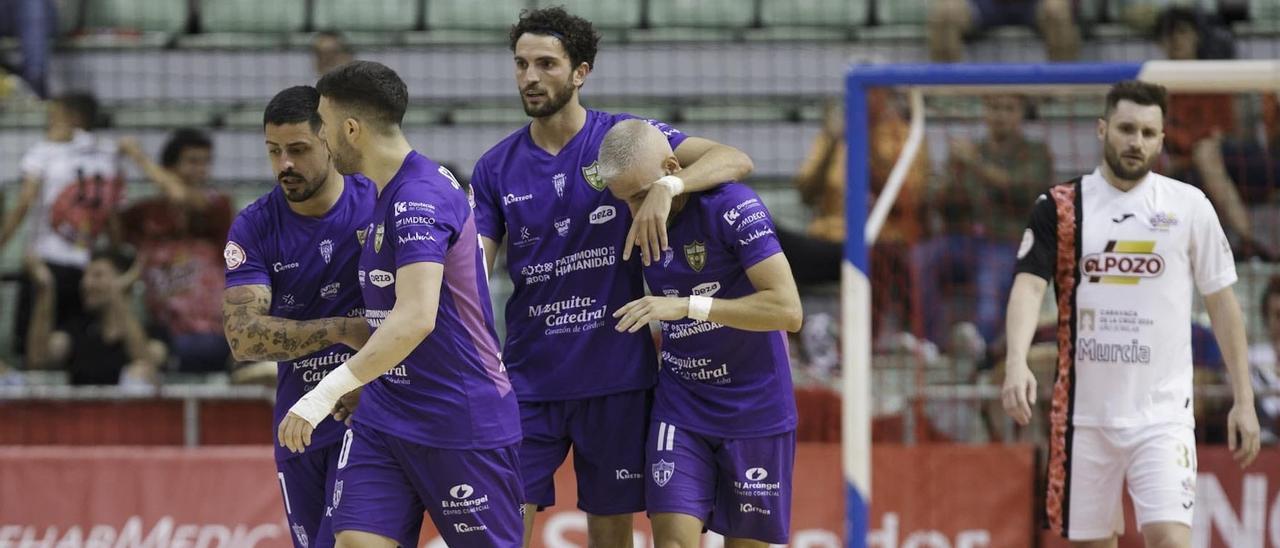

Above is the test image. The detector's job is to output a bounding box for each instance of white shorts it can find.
[1052,422,1197,541]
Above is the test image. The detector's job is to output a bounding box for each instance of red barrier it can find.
[3,444,1272,547]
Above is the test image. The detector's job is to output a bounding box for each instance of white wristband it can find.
[688,295,713,321]
[288,364,363,427]
[654,175,685,196]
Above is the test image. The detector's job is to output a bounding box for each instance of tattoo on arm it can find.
[223,285,355,362]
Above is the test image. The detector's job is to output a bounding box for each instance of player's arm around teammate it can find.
[277,261,442,453]
[624,135,755,267]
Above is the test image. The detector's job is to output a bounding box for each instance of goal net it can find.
[841,61,1280,546]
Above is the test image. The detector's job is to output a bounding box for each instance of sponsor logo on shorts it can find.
[450,484,475,500]
[652,460,675,487]
[616,469,644,481]
[442,483,491,516]
[453,522,489,534]
[739,503,772,516]
[332,480,343,508]
[733,469,782,497]
[723,208,740,225]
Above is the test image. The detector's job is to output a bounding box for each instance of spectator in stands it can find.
[785,92,930,375]
[312,31,354,77]
[928,0,1079,62]
[24,248,164,386]
[0,92,124,358]
[912,94,1052,349]
[1154,7,1276,258]
[1248,277,1280,443]
[0,0,57,98]
[118,129,234,374]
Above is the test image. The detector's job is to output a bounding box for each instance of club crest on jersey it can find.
[582,162,606,191]
[554,172,567,198]
[374,224,385,253]
[356,227,368,247]
[683,241,707,272]
[1081,241,1164,284]
[652,460,675,487]
[319,239,334,264]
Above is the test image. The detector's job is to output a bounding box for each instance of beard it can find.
[521,80,576,118]
[1103,141,1155,182]
[279,170,326,203]
[329,138,363,175]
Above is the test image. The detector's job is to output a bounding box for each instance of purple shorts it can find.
[331,421,524,547]
[646,420,795,545]
[276,436,343,548]
[519,388,651,515]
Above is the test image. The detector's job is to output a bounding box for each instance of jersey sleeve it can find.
[469,160,505,242]
[224,212,271,288]
[1014,193,1058,282]
[1188,192,1237,295]
[713,186,782,270]
[389,176,462,268]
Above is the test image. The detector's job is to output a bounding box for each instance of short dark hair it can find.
[160,128,213,168]
[264,86,322,132]
[90,247,134,274]
[52,92,99,129]
[1154,7,1201,40]
[313,30,352,54]
[1104,80,1168,118]
[315,61,408,131]
[1263,276,1280,320]
[509,7,601,73]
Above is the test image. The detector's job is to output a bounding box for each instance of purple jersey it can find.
[472,110,687,401]
[354,151,520,449]
[642,183,797,438]
[224,175,375,462]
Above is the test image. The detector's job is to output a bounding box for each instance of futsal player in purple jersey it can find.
[222,85,373,548]
[471,8,754,546]
[278,61,523,548]
[602,120,803,547]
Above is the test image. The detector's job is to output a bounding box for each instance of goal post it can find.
[841,60,1280,547]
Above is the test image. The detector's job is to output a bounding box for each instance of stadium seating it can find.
[314,0,422,32]
[534,0,642,29]
[83,0,188,33]
[428,0,527,30]
[199,0,306,33]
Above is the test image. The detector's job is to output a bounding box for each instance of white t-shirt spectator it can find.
[18,129,124,268]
